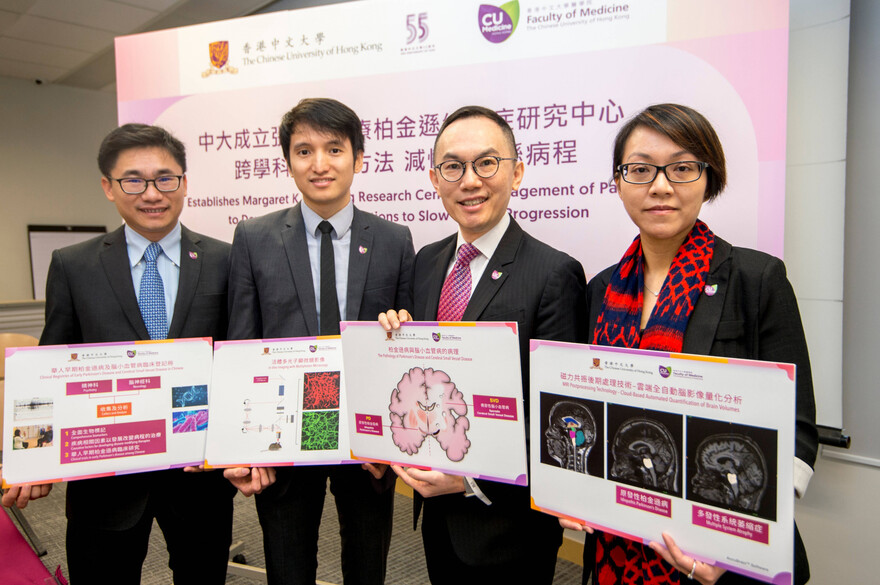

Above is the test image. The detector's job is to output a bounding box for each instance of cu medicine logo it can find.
[479,1,520,43]
[659,365,672,378]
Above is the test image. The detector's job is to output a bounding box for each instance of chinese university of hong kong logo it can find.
[202,40,239,77]
[659,365,672,378]
[479,1,519,43]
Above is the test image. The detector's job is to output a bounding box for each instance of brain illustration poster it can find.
[205,337,351,467]
[2,338,213,486]
[340,321,527,486]
[529,341,796,584]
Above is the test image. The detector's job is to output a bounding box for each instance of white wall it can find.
[794,1,880,583]
[0,76,119,301]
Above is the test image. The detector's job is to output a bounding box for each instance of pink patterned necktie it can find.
[437,243,480,321]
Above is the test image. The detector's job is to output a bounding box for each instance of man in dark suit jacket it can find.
[1,124,235,584]
[223,98,414,585]
[381,106,588,584]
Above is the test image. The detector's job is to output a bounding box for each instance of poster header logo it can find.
[479,1,519,43]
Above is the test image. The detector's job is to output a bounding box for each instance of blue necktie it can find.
[139,242,168,340]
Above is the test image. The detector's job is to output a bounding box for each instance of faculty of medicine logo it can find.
[127,350,136,358]
[202,40,239,77]
[659,365,672,378]
[479,1,520,43]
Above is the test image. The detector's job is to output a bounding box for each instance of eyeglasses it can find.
[109,175,184,194]
[433,156,518,182]
[616,162,708,184]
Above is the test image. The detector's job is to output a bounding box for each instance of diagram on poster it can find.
[389,366,471,462]
[205,337,350,467]
[2,338,213,486]
[529,340,796,584]
[341,321,527,485]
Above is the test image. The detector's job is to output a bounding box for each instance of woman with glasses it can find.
[565,104,817,585]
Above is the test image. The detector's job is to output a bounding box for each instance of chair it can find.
[0,333,47,557]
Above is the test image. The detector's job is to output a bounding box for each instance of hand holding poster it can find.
[341,321,527,485]
[2,338,213,486]
[205,337,350,468]
[529,340,795,584]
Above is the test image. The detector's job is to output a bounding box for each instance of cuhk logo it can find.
[659,365,672,378]
[432,332,441,342]
[309,345,318,353]
[479,1,519,43]
[127,350,136,358]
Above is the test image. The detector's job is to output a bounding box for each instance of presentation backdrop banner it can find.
[115,0,788,279]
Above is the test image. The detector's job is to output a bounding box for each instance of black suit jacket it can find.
[227,203,414,340]
[585,236,817,584]
[411,218,589,564]
[40,224,231,529]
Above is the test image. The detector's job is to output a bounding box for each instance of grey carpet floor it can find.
[10,481,585,584]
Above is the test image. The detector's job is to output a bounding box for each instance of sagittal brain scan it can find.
[686,417,778,521]
[539,392,604,477]
[607,404,683,497]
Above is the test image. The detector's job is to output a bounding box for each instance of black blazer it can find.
[40,224,232,529]
[585,236,818,584]
[227,203,414,340]
[410,218,589,564]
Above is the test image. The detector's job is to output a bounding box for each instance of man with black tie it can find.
[1,124,235,584]
[223,98,414,585]
[380,105,589,584]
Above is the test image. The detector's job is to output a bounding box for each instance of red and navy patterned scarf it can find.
[591,220,714,585]
[593,220,715,352]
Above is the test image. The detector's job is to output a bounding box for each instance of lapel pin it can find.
[491,270,502,280]
[189,251,198,260]
[359,246,368,254]
[704,283,717,296]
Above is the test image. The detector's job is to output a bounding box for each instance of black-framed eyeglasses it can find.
[109,175,184,194]
[617,162,708,185]
[433,156,518,182]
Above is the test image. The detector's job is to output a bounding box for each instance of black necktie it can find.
[318,220,341,335]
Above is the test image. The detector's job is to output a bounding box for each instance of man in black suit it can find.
[223,98,414,585]
[1,124,235,584]
[380,106,589,584]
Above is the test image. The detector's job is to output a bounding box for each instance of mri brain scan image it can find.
[691,433,768,512]
[545,400,597,473]
[608,410,682,496]
[686,417,778,521]
[539,393,604,477]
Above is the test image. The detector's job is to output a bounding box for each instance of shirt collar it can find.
[301,200,354,239]
[455,212,509,260]
[125,222,182,268]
